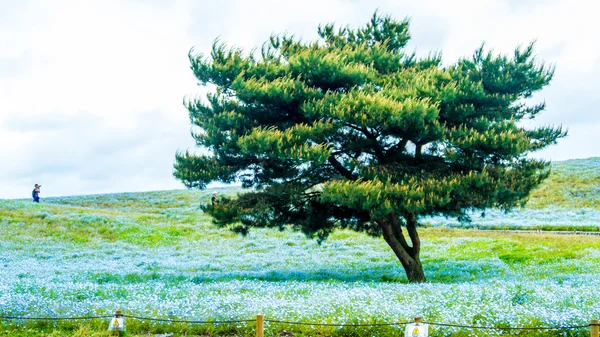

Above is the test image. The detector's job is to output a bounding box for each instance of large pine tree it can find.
[174,13,565,283]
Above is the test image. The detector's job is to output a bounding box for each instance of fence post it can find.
[109,310,124,336]
[591,319,599,337]
[256,314,264,337]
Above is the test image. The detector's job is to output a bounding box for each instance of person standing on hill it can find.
[32,184,41,203]
[211,192,218,206]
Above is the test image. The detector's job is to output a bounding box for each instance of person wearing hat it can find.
[32,184,41,203]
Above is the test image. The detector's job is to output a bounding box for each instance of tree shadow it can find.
[90,260,510,285]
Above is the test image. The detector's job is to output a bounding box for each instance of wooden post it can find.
[256,314,264,337]
[591,319,599,337]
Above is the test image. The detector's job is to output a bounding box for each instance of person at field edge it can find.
[211,192,218,206]
[32,184,41,203]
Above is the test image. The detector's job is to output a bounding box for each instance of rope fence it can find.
[264,319,413,326]
[123,315,256,324]
[1,313,598,336]
[420,321,590,331]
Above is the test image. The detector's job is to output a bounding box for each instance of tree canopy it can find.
[174,13,565,282]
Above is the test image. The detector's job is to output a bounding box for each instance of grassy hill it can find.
[0,158,599,337]
[528,157,600,209]
[423,157,600,231]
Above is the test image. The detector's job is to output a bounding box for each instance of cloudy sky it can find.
[0,0,598,199]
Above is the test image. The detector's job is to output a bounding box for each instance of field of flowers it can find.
[425,158,600,232]
[424,207,600,231]
[0,158,599,337]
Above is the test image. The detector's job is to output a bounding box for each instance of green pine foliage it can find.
[174,13,565,282]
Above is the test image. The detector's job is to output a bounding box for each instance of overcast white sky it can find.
[1,0,598,199]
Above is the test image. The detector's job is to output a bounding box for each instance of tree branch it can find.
[415,143,423,159]
[328,156,356,180]
[342,122,385,162]
[384,138,409,163]
[375,218,412,266]
[389,213,410,251]
[405,212,420,256]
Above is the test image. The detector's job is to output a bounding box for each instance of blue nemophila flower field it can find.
[0,159,599,336]
[425,207,600,231]
[2,230,600,336]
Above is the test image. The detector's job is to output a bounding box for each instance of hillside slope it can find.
[527,157,600,209]
[1,158,598,214]
[0,159,599,337]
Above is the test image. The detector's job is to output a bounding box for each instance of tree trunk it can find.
[403,256,426,283]
[376,212,426,283]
